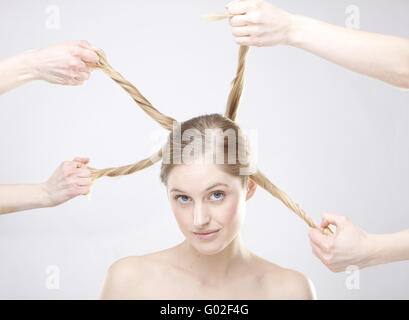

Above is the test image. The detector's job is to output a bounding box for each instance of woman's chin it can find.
[193,245,222,255]
[190,238,226,255]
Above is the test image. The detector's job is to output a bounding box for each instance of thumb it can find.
[321,211,344,230]
[73,157,90,164]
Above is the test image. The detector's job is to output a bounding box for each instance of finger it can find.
[227,0,258,15]
[321,212,345,230]
[229,14,248,27]
[77,186,91,196]
[231,26,255,37]
[310,241,325,262]
[73,63,92,73]
[74,71,91,82]
[75,177,91,187]
[73,157,90,164]
[76,40,93,51]
[308,228,331,252]
[75,47,99,64]
[61,161,78,175]
[73,167,91,178]
[73,160,86,168]
[235,35,252,46]
[68,78,84,86]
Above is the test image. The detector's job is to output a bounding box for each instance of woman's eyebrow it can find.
[170,183,229,193]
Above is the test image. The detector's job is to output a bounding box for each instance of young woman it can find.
[84,41,322,299]
[98,114,316,300]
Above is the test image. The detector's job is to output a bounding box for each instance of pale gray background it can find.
[0,0,408,299]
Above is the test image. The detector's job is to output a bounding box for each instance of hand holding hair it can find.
[41,156,93,207]
[0,157,92,215]
[309,212,409,272]
[29,40,99,86]
[0,40,99,95]
[221,0,409,88]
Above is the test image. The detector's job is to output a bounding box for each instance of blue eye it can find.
[210,191,225,201]
[174,191,225,205]
[175,195,190,204]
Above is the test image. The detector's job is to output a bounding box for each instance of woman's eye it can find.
[210,191,225,201]
[175,195,190,204]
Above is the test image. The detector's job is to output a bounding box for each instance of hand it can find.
[308,212,374,272]
[29,40,99,85]
[41,157,92,207]
[225,0,294,47]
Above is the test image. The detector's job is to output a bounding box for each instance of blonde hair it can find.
[86,22,332,236]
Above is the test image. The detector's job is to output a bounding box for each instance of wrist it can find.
[22,49,41,81]
[38,182,53,208]
[364,233,386,268]
[286,14,302,47]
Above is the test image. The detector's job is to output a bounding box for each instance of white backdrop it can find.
[0,0,408,299]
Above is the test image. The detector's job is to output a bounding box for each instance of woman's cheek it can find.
[219,196,242,225]
[172,205,191,230]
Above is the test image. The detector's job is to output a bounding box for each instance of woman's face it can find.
[166,163,256,255]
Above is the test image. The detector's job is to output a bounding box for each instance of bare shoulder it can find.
[263,266,316,300]
[252,255,316,300]
[99,249,173,300]
[100,252,167,300]
[99,256,146,299]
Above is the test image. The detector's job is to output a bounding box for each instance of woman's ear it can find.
[245,178,257,201]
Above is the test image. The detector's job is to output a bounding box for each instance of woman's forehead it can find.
[167,164,237,189]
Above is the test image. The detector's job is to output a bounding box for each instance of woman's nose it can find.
[192,203,210,226]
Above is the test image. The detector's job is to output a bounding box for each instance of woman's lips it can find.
[193,229,220,240]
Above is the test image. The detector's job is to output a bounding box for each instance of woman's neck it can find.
[176,233,253,287]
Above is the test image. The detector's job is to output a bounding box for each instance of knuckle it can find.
[253,26,261,36]
[322,242,331,252]
[327,239,334,250]
[69,59,80,69]
[61,161,72,173]
[79,40,89,47]
[329,264,341,273]
[249,11,260,24]
[70,46,80,56]
[252,36,263,47]
[67,186,78,197]
[338,216,347,224]
[62,160,70,167]
[66,176,76,186]
[322,254,330,265]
